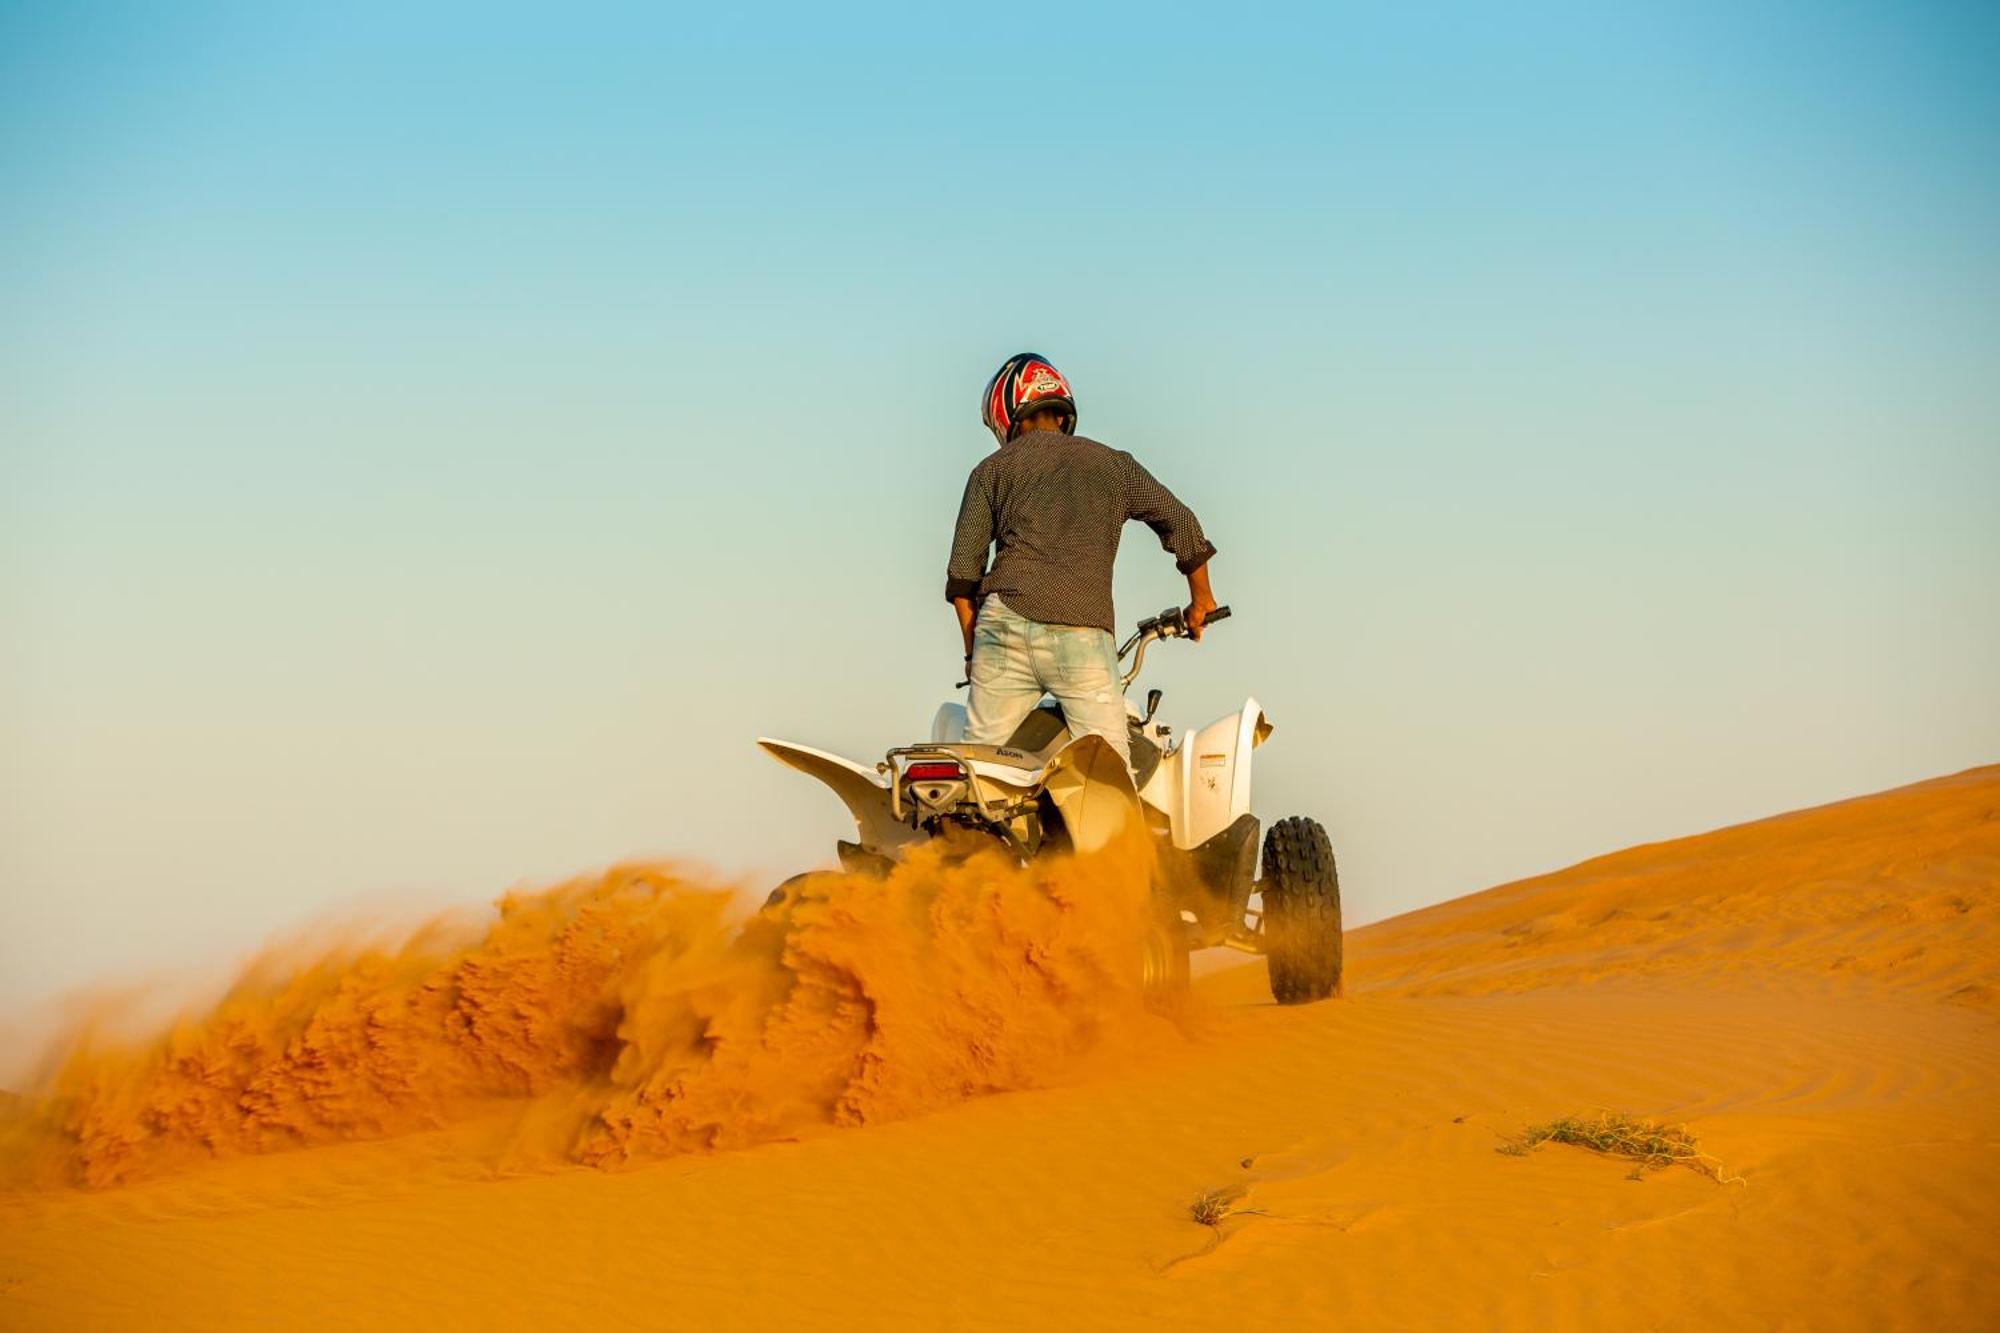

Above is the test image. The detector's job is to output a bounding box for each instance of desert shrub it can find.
[1500,1111,1739,1183]
[1188,1185,1248,1225]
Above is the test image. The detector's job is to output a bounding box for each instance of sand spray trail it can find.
[6,838,1167,1187]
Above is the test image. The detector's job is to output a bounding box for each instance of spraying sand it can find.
[6,838,1163,1188]
[1,767,1995,1329]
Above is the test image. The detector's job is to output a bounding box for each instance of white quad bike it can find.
[758,605,1342,1007]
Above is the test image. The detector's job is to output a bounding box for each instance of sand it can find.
[2,766,1995,1330]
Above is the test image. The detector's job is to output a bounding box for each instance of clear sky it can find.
[4,2,1997,1018]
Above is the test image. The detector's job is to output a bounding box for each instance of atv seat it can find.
[1004,701,1163,789]
[1003,703,1071,758]
[939,742,1048,771]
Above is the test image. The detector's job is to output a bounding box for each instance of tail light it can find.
[904,761,965,782]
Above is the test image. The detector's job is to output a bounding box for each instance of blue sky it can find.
[3,1,1997,1016]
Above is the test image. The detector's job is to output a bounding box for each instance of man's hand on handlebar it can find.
[1139,602,1230,642]
[1186,598,1218,641]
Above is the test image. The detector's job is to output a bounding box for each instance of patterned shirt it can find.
[945,430,1216,633]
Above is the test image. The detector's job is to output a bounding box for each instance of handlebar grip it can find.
[1205,605,1231,624]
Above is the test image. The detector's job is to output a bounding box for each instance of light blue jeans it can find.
[965,596,1132,768]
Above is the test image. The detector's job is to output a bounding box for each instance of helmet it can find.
[981,352,1076,442]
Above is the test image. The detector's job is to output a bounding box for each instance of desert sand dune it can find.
[2,766,1994,1330]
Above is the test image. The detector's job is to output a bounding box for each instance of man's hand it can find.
[1185,597,1218,640]
[953,596,977,659]
[953,596,979,685]
[1184,562,1219,641]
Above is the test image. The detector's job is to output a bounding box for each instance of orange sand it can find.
[2,767,1995,1329]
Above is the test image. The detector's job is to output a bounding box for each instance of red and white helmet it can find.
[981,352,1076,442]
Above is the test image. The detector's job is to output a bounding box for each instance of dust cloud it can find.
[6,839,1167,1187]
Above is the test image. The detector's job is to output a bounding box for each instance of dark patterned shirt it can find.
[945,430,1216,633]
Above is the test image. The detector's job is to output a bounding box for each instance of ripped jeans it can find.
[965,596,1131,769]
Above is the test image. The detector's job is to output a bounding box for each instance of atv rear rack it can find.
[883,744,995,823]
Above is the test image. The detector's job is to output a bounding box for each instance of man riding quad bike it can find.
[760,352,1341,1006]
[759,602,1343,1007]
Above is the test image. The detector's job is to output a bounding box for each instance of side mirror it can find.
[1142,688,1164,724]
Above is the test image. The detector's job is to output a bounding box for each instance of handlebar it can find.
[1123,603,1230,648]
[1117,603,1233,687]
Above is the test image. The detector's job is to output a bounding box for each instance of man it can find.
[946,351,1219,770]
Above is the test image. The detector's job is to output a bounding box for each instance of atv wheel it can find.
[1141,890,1191,1014]
[1260,816,1343,1004]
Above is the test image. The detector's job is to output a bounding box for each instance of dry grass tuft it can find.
[1188,1185,1249,1226]
[1500,1111,1740,1183]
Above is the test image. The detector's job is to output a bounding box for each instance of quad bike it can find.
[757,605,1342,1007]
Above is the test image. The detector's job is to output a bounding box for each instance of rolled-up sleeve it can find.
[944,468,993,602]
[1119,453,1216,574]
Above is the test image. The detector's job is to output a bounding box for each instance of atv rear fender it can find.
[756,738,925,856]
[1040,733,1141,854]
